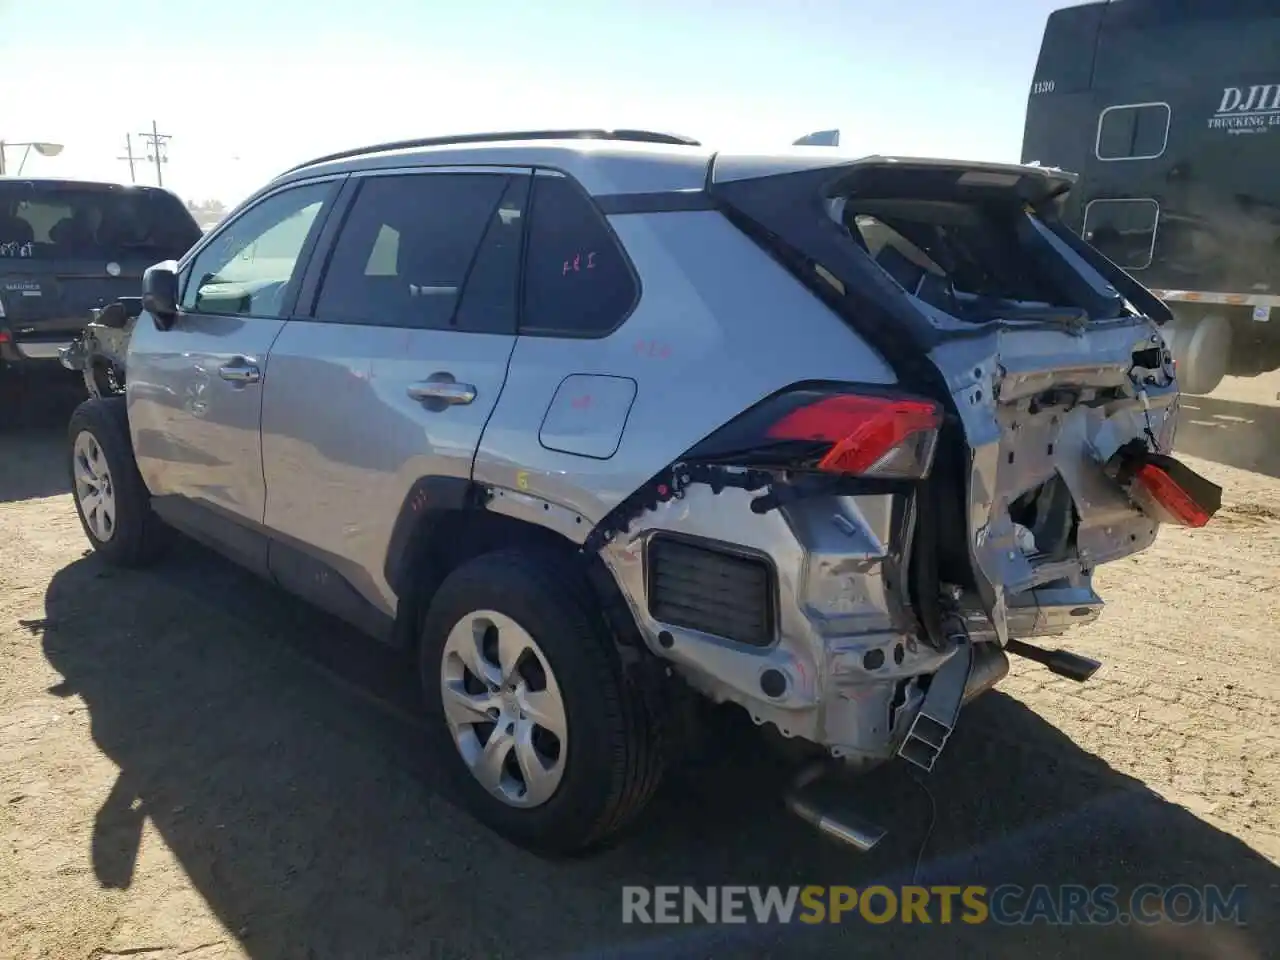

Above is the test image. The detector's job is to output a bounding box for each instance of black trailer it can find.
[1022,0,1280,393]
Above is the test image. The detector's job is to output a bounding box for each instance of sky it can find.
[0,0,1067,206]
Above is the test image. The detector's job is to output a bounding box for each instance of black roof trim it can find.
[595,190,718,215]
[283,129,702,177]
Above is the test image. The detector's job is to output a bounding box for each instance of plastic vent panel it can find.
[646,537,774,647]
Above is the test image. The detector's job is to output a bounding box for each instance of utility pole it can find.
[117,133,139,184]
[137,120,171,186]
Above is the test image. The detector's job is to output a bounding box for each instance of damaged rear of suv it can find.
[65,133,1220,856]
[575,152,1219,846]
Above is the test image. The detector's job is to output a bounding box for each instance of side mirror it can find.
[142,261,180,330]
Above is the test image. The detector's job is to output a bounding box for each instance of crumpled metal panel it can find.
[928,315,1177,644]
[597,482,958,767]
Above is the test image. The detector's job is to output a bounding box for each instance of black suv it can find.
[1,179,201,388]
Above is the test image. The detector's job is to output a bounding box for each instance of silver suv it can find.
[64,129,1219,856]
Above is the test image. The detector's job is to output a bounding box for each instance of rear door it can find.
[0,181,200,356]
[259,167,528,624]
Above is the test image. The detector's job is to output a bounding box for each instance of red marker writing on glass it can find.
[562,251,598,275]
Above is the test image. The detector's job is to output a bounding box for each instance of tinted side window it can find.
[454,176,529,334]
[182,182,330,318]
[1097,104,1170,160]
[314,173,517,331]
[1083,199,1159,270]
[521,175,638,337]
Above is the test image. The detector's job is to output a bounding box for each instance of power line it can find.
[117,133,139,184]
[137,120,171,186]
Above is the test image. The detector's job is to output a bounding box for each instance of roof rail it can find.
[283,128,702,176]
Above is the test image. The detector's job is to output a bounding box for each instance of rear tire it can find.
[418,547,665,856]
[67,397,167,566]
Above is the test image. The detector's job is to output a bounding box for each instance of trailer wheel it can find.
[1165,311,1231,395]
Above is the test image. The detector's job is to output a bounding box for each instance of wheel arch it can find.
[386,477,644,654]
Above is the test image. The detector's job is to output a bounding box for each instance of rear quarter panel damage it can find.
[472,208,898,529]
[472,208,970,762]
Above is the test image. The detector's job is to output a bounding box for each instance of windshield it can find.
[0,183,202,261]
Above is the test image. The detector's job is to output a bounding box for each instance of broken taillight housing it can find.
[1131,462,1217,528]
[684,385,943,479]
[1109,441,1222,528]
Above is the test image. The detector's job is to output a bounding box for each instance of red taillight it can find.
[1133,463,1212,528]
[765,394,942,477]
[682,387,943,479]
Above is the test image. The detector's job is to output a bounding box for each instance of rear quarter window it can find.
[520,174,638,338]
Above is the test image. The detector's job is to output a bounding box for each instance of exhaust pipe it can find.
[785,640,1010,849]
[1005,638,1101,682]
[784,763,887,852]
[961,641,1010,705]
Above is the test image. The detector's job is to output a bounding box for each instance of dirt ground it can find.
[2,374,1279,960]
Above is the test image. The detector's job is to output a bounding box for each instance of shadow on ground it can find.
[1175,393,1280,479]
[0,378,83,503]
[37,539,1278,960]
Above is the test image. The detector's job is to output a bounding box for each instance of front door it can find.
[128,179,339,572]
[260,168,529,619]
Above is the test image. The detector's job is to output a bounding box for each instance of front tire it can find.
[67,397,166,566]
[419,548,665,856]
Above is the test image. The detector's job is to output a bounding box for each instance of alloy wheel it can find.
[72,430,116,542]
[440,610,569,808]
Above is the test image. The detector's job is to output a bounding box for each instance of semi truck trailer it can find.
[1023,0,1280,394]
